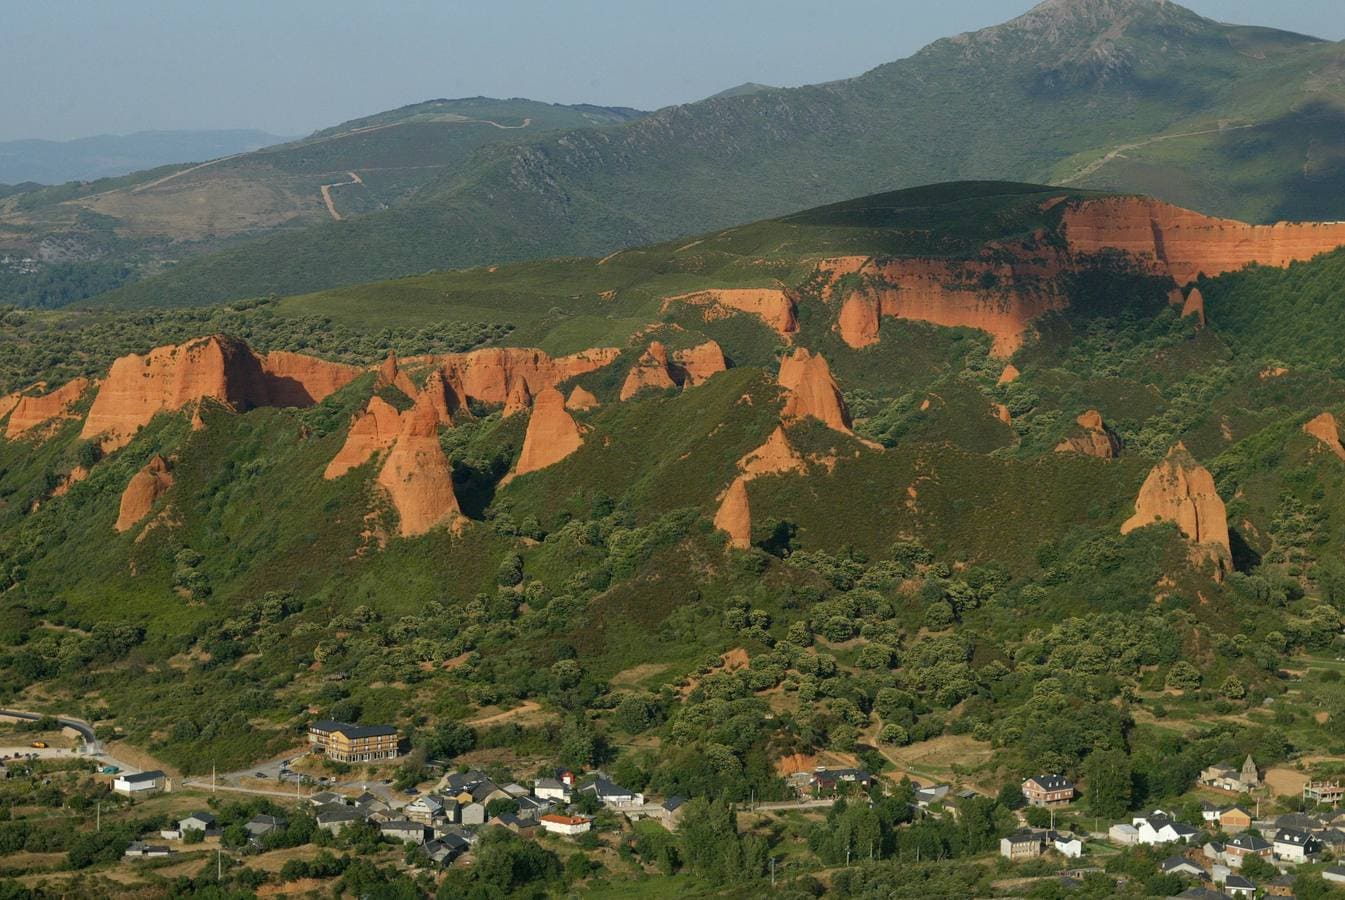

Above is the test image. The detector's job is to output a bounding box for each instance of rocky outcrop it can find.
[673,341,729,386]
[997,365,1021,385]
[375,352,418,397]
[1062,197,1345,285]
[428,347,619,408]
[503,377,532,417]
[1304,412,1345,461]
[994,403,1012,425]
[836,292,881,348]
[714,476,752,550]
[375,392,462,537]
[778,348,852,434]
[566,386,600,412]
[507,387,584,481]
[115,455,174,533]
[663,289,798,337]
[324,396,404,479]
[419,369,463,424]
[81,336,359,451]
[5,377,91,438]
[1054,410,1120,458]
[0,393,19,424]
[1180,288,1206,327]
[620,342,679,400]
[737,426,806,479]
[1121,443,1230,570]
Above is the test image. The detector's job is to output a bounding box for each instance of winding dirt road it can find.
[1057,122,1258,185]
[320,171,364,220]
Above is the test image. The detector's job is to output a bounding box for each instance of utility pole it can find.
[212,761,216,795]
[217,848,222,880]
[770,857,775,886]
[96,801,101,832]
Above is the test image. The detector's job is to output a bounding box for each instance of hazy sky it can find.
[4,0,1342,142]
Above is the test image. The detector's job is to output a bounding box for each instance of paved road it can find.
[0,708,98,749]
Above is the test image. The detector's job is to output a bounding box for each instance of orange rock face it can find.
[375,352,418,397]
[115,454,174,533]
[994,403,1012,425]
[997,365,1021,385]
[503,377,532,417]
[324,396,404,480]
[620,342,679,400]
[837,292,881,348]
[663,289,798,337]
[0,393,19,424]
[375,392,463,537]
[82,336,359,451]
[714,476,752,549]
[778,348,853,434]
[737,425,806,479]
[1304,412,1345,461]
[427,347,620,408]
[508,387,584,480]
[1121,443,1230,569]
[672,341,729,386]
[1062,197,1345,285]
[1055,409,1121,458]
[566,386,600,412]
[5,377,91,438]
[1180,288,1206,327]
[419,369,463,424]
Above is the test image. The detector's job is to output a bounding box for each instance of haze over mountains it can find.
[4,0,1345,314]
[0,130,291,186]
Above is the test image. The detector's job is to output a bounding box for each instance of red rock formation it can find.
[82,336,358,451]
[620,342,679,400]
[324,396,404,479]
[1121,443,1230,569]
[1180,288,1206,327]
[419,369,462,424]
[778,348,852,434]
[815,256,870,300]
[503,377,532,417]
[714,476,752,549]
[997,365,1021,385]
[1304,412,1345,461]
[1062,197,1345,285]
[507,387,583,481]
[427,347,619,407]
[737,426,806,479]
[0,393,19,424]
[994,403,1012,425]
[837,292,881,348]
[1054,410,1121,458]
[663,289,798,337]
[5,377,91,438]
[375,352,418,397]
[51,465,90,498]
[115,455,174,533]
[672,341,728,386]
[566,386,600,412]
[376,393,462,537]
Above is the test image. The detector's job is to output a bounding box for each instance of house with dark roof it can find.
[581,776,644,809]
[124,841,172,859]
[245,814,287,841]
[113,770,168,796]
[307,719,401,762]
[1225,832,1273,866]
[1273,826,1322,863]
[316,806,367,834]
[1160,856,1206,878]
[999,829,1047,860]
[177,811,218,835]
[379,820,430,845]
[1022,774,1075,807]
[1222,874,1255,898]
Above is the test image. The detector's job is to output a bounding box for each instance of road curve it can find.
[0,708,97,747]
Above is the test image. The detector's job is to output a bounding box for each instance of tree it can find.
[1084,748,1133,819]
[1165,661,1201,691]
[1220,676,1246,700]
[424,721,476,761]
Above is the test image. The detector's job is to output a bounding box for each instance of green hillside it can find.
[7,181,1345,895]
[94,0,1345,310]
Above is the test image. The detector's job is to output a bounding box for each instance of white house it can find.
[1159,856,1205,878]
[1132,811,1198,845]
[1222,874,1255,898]
[1053,833,1084,858]
[404,794,444,824]
[460,801,487,826]
[113,770,168,797]
[1323,865,1345,884]
[581,776,643,809]
[534,777,569,801]
[1273,827,1322,863]
[123,841,172,859]
[539,814,591,836]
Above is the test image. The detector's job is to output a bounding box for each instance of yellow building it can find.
[307,720,401,762]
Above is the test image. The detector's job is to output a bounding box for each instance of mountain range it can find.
[0,129,290,186]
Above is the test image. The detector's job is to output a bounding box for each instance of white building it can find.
[1132,811,1198,846]
[1053,833,1084,858]
[113,770,168,796]
[1273,827,1322,863]
[539,814,591,836]
[534,777,569,801]
[1109,823,1139,845]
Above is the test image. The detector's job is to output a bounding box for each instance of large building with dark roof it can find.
[307,719,401,762]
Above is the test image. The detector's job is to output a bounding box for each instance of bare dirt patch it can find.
[1264,767,1310,797]
[466,700,550,728]
[610,663,671,688]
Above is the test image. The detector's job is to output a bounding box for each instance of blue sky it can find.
[3,0,1342,142]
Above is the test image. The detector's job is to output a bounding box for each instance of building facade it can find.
[307,720,401,762]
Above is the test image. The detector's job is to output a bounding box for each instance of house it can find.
[1176,890,1229,900]
[1202,840,1225,863]
[812,768,873,793]
[380,820,430,845]
[438,798,461,825]
[123,841,172,858]
[1222,874,1255,898]
[1276,811,1323,832]
[1200,802,1223,824]
[244,815,287,840]
[422,833,471,867]
[1218,806,1252,832]
[1160,856,1206,878]
[1305,780,1345,805]
[460,801,487,826]
[1273,826,1322,863]
[659,796,688,830]
[316,806,367,834]
[1323,865,1345,884]
[405,794,444,824]
[1321,826,1345,854]
[1109,823,1139,845]
[1000,829,1047,860]
[309,791,345,807]
[534,777,569,801]
[178,812,217,835]
[1266,873,1298,896]
[1133,811,1199,845]
[488,813,531,833]
[307,719,401,762]
[914,784,951,808]
[539,814,592,836]
[1022,775,1076,807]
[113,770,168,797]
[440,770,489,795]
[582,776,644,809]
[514,795,554,823]
[1053,832,1084,858]
[1200,756,1260,794]
[502,782,531,798]
[1224,832,1273,866]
